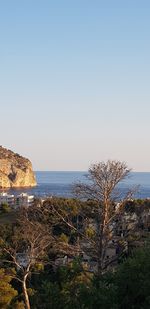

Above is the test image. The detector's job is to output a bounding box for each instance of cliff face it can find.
[0,146,37,188]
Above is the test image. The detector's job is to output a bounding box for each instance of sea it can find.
[3,171,150,199]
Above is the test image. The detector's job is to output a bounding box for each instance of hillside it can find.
[0,146,37,188]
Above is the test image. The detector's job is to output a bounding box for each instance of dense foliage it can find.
[0,268,18,308]
[0,197,149,308]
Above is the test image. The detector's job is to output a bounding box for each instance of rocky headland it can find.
[0,146,37,188]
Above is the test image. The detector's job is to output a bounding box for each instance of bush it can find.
[0,202,11,213]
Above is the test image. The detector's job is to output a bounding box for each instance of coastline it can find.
[1,171,150,199]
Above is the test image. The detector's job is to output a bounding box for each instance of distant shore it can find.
[0,171,150,199]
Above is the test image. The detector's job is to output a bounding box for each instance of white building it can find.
[0,192,15,206]
[15,193,35,207]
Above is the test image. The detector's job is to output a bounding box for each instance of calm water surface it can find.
[3,171,150,199]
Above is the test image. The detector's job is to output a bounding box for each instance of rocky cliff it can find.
[0,146,37,188]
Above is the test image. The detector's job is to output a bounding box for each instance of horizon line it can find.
[34,170,150,173]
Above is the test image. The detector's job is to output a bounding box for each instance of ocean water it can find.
[3,171,150,199]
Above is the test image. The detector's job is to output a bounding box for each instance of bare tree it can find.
[0,207,53,309]
[73,160,136,275]
[0,203,84,309]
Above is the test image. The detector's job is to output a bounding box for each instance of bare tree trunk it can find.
[97,238,103,276]
[22,274,30,309]
[96,214,104,276]
[103,198,109,227]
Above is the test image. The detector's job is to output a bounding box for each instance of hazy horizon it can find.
[34,170,150,173]
[1,1,150,172]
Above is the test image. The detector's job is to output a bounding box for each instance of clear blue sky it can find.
[0,0,150,171]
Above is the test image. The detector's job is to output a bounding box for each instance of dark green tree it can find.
[114,246,150,309]
[0,268,18,308]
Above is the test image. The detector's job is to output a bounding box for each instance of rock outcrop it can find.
[0,146,37,188]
